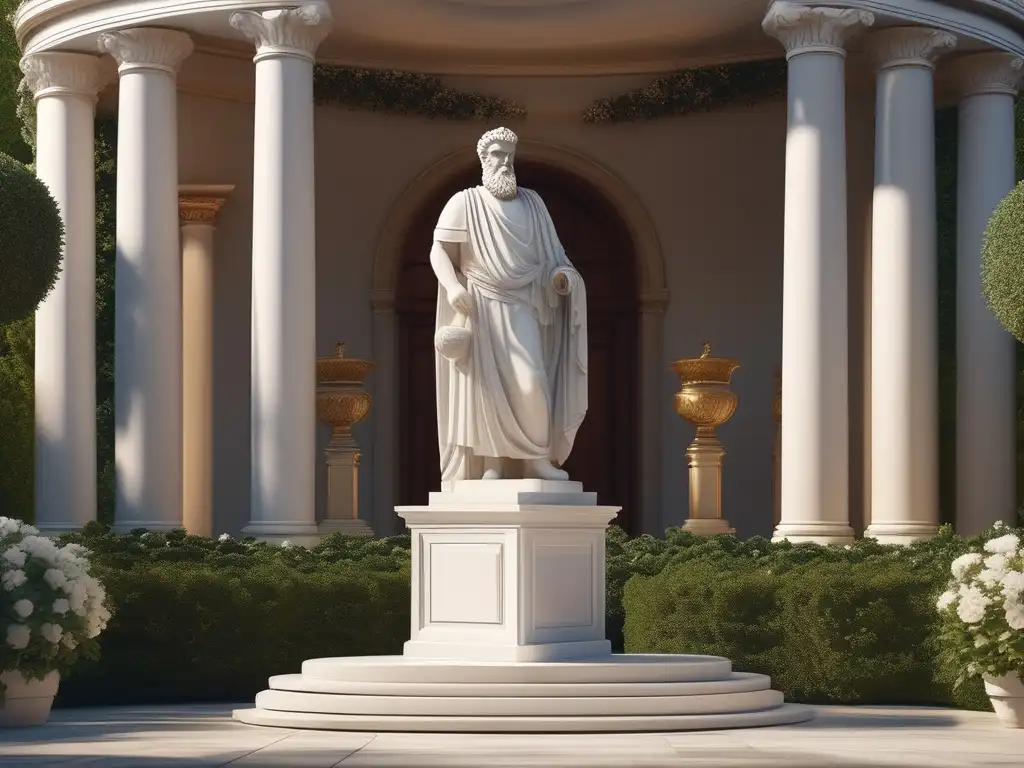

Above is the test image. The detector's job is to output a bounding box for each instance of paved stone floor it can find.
[0,703,1020,766]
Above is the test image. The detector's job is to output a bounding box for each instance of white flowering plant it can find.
[935,522,1024,685]
[0,517,112,703]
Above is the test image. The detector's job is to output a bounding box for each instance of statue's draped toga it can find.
[432,182,588,483]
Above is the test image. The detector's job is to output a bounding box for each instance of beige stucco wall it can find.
[174,53,877,539]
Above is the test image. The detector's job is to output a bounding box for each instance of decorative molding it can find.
[762,2,875,59]
[946,51,1024,98]
[19,51,112,101]
[97,28,194,76]
[865,27,958,71]
[229,2,332,62]
[178,197,227,224]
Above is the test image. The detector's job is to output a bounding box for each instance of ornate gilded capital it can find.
[866,27,957,72]
[98,28,194,77]
[179,197,227,225]
[947,52,1024,99]
[762,2,874,59]
[230,3,333,62]
[19,52,112,102]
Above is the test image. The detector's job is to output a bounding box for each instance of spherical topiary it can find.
[981,179,1024,343]
[0,152,63,324]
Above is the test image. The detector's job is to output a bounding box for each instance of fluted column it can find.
[178,186,233,537]
[98,28,194,531]
[230,4,332,544]
[864,28,956,544]
[19,53,111,533]
[762,2,873,543]
[949,53,1022,535]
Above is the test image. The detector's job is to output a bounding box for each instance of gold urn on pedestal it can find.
[315,343,375,537]
[669,342,739,536]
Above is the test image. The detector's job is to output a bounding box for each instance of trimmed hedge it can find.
[53,527,411,706]
[982,179,1024,343]
[622,525,993,711]
[0,152,63,324]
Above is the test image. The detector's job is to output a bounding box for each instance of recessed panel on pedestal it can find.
[426,541,504,625]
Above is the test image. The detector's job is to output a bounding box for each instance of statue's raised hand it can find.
[447,284,472,315]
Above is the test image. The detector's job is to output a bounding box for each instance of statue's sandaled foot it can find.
[525,458,569,481]
[482,458,503,480]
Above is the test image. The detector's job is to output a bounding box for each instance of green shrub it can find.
[982,180,1024,343]
[0,153,64,324]
[622,525,993,710]
[53,527,411,706]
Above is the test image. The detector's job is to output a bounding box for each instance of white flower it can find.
[984,534,1020,555]
[951,553,983,579]
[936,590,957,611]
[52,598,70,616]
[1002,570,1024,598]
[218,533,231,542]
[281,540,293,549]
[2,569,27,591]
[985,553,1010,574]
[6,624,30,650]
[1005,598,1024,631]
[979,569,1003,587]
[957,586,990,623]
[39,623,62,644]
[2,546,26,568]
[21,535,58,564]
[43,568,67,589]
[67,582,88,613]
[993,521,1007,529]
[12,598,33,618]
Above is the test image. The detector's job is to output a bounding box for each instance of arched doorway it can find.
[395,161,641,532]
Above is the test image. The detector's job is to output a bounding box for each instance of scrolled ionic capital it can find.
[230,2,333,63]
[866,27,957,72]
[97,28,194,77]
[179,197,228,226]
[947,51,1024,100]
[762,2,874,59]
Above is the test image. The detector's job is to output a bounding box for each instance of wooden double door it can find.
[396,162,641,533]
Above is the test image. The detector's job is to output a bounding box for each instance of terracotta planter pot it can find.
[984,672,1024,728]
[0,670,60,727]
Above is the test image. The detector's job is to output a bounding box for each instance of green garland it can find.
[313,64,527,121]
[583,59,787,124]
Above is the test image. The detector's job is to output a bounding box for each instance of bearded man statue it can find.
[429,127,588,484]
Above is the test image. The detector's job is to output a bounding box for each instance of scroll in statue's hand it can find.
[552,268,573,296]
[447,284,472,315]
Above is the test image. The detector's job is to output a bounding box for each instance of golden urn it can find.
[669,341,740,437]
[316,342,374,449]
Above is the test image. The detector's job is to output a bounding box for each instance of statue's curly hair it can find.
[476,127,518,165]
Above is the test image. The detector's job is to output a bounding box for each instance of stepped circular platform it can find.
[233,654,813,732]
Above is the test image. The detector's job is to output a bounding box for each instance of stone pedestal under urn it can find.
[315,343,374,537]
[670,343,740,536]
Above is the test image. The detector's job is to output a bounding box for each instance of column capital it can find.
[762,2,874,59]
[178,184,234,225]
[866,27,957,72]
[98,28,194,77]
[19,52,112,102]
[947,51,1024,99]
[230,3,333,63]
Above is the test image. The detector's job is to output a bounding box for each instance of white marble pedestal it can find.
[233,479,811,732]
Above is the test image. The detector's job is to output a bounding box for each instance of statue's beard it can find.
[482,166,517,200]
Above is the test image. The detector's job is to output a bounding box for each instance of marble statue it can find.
[430,127,588,483]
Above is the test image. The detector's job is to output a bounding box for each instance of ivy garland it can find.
[313,64,527,121]
[583,59,787,124]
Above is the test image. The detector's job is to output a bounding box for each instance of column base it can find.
[771,521,854,545]
[242,521,322,548]
[863,521,938,545]
[682,518,735,536]
[318,518,375,537]
[34,522,91,536]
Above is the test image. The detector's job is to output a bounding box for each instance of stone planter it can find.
[0,670,59,727]
[984,672,1024,728]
